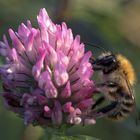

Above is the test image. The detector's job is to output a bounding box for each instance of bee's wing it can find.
[122,73,139,125]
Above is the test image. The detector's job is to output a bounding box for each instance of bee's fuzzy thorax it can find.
[116,54,136,86]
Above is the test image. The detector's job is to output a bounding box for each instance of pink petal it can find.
[69,51,93,82]
[0,41,8,56]
[51,100,62,125]
[54,61,69,86]
[44,42,58,66]
[63,102,74,113]
[2,35,12,59]
[10,48,18,62]
[32,49,47,80]
[44,105,52,117]
[77,51,93,77]
[61,22,67,37]
[25,29,38,63]
[71,74,94,93]
[67,36,84,71]
[57,50,69,68]
[61,22,73,55]
[37,8,57,47]
[56,25,63,50]
[24,110,34,125]
[60,81,71,98]
[3,35,10,49]
[18,23,30,43]
[38,71,58,98]
[71,80,94,102]
[77,98,94,110]
[67,108,82,124]
[26,30,35,51]
[27,20,32,29]
[9,29,25,54]
[37,95,48,105]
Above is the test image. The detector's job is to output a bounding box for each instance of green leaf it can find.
[72,135,100,140]
[43,128,100,140]
[42,134,99,140]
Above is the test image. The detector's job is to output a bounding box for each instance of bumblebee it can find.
[90,52,137,121]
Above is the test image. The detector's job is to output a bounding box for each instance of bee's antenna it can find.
[84,42,107,52]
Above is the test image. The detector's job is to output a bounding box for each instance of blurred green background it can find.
[0,0,140,140]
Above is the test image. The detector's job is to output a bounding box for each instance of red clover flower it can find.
[0,8,95,127]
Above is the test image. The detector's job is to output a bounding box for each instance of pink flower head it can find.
[0,8,95,127]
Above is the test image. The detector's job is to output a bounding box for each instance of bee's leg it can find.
[92,96,105,109]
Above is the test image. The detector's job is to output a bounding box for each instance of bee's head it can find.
[93,52,118,73]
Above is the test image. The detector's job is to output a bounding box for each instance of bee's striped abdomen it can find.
[108,94,134,120]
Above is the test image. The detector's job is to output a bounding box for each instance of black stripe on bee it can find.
[97,102,118,114]
[124,95,132,100]
[121,108,130,114]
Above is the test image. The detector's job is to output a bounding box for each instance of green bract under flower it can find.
[0,8,95,127]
